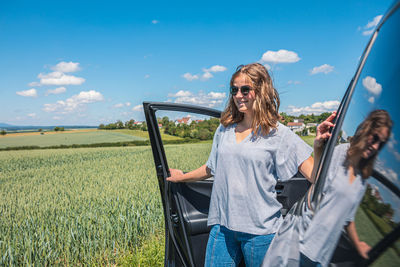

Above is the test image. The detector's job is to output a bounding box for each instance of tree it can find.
[125,119,135,129]
[54,127,60,132]
[116,120,124,129]
[98,124,105,129]
[38,128,43,132]
[162,116,170,127]
[0,130,6,135]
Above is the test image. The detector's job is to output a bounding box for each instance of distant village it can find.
[98,112,331,137]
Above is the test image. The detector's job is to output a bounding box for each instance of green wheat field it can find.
[0,143,211,266]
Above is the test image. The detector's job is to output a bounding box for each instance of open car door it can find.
[143,102,311,266]
[308,2,400,265]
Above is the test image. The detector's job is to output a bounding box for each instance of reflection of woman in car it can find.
[167,63,314,266]
[299,109,393,267]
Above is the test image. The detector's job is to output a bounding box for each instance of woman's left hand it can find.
[356,241,371,259]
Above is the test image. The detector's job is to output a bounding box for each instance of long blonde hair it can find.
[220,63,280,136]
[346,109,392,178]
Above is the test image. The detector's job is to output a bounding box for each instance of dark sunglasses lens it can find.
[230,86,239,95]
[241,86,251,95]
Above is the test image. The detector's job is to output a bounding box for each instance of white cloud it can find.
[168,90,193,97]
[144,74,150,79]
[16,88,37,97]
[387,133,400,161]
[362,15,383,35]
[27,113,36,118]
[208,92,226,99]
[113,103,125,108]
[182,73,199,81]
[170,91,226,108]
[286,100,340,115]
[362,29,375,36]
[287,80,301,85]
[113,102,131,108]
[28,82,40,87]
[310,64,334,75]
[132,105,143,111]
[53,116,61,120]
[264,64,271,70]
[203,65,227,73]
[183,65,227,82]
[45,86,67,96]
[43,90,104,114]
[375,162,398,184]
[363,76,382,95]
[202,72,213,80]
[152,20,159,24]
[51,61,81,73]
[261,49,300,64]
[38,71,85,86]
[368,96,375,103]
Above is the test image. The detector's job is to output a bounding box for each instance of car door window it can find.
[156,110,217,176]
[319,6,400,266]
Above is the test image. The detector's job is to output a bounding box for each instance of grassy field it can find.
[0,130,146,148]
[0,143,211,266]
[355,208,400,267]
[0,129,183,149]
[114,129,183,141]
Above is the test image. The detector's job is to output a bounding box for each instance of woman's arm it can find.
[346,221,371,259]
[299,156,314,183]
[167,164,212,183]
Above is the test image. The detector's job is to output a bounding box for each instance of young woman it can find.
[167,63,314,266]
[298,109,393,267]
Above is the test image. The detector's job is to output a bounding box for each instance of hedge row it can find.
[0,138,200,151]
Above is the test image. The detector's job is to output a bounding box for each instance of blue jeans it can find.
[204,224,274,267]
[300,253,322,267]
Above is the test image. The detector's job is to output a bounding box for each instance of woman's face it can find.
[232,74,256,115]
[362,127,390,159]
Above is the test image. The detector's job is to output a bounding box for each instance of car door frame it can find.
[143,101,221,267]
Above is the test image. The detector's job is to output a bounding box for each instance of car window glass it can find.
[155,110,218,177]
[330,7,400,266]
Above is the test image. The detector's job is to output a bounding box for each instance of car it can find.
[143,1,400,266]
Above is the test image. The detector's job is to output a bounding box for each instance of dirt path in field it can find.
[0,129,98,138]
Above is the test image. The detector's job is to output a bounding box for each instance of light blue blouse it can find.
[299,143,367,266]
[206,123,312,235]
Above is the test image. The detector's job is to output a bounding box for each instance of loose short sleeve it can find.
[206,124,223,176]
[345,184,367,223]
[275,127,313,181]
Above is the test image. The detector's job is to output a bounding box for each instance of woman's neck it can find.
[238,112,254,129]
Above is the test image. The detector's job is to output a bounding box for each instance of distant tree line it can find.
[162,117,220,140]
[98,119,147,131]
[54,127,64,132]
[98,112,332,141]
[361,185,394,222]
[280,112,332,125]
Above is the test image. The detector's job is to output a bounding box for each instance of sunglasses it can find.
[371,133,387,146]
[230,85,253,96]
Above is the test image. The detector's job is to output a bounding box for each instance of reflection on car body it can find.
[144,1,400,266]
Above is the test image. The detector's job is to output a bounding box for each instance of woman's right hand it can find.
[167,168,184,183]
[314,111,336,149]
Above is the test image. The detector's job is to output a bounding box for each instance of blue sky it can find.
[0,0,393,126]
